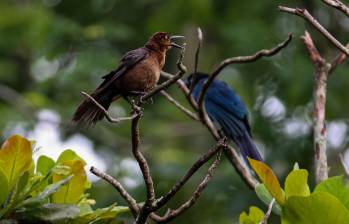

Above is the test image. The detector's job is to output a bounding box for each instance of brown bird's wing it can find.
[97,47,150,92]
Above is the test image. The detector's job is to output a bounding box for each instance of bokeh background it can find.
[1,0,349,223]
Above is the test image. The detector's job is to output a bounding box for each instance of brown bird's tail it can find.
[72,88,117,125]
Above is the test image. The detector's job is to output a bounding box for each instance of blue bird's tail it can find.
[233,133,263,161]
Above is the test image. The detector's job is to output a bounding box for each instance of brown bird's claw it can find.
[139,96,153,104]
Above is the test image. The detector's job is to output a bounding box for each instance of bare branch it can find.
[141,45,187,102]
[279,6,349,56]
[81,92,138,123]
[329,42,349,74]
[155,140,226,208]
[339,153,349,179]
[132,114,156,224]
[153,151,222,223]
[160,90,199,120]
[301,31,326,66]
[224,145,258,189]
[90,166,139,217]
[301,31,329,183]
[190,27,203,93]
[260,198,275,224]
[322,0,349,17]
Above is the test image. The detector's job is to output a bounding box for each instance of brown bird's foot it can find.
[139,96,153,105]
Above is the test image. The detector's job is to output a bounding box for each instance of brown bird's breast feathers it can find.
[118,52,164,93]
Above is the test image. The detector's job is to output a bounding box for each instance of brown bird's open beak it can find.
[170,35,185,49]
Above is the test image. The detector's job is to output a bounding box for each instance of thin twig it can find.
[161,71,199,110]
[339,153,349,179]
[140,45,187,103]
[279,6,349,56]
[322,0,349,17]
[190,27,203,93]
[81,91,138,123]
[301,31,329,183]
[155,140,226,209]
[329,42,349,75]
[224,145,258,189]
[160,90,199,120]
[132,114,155,224]
[90,166,139,216]
[198,34,292,121]
[153,151,222,223]
[260,198,275,224]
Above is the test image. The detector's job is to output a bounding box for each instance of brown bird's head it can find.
[146,32,185,52]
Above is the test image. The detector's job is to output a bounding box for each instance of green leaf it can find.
[239,206,264,224]
[18,176,72,208]
[0,168,9,205]
[0,172,29,218]
[0,135,33,190]
[15,203,80,223]
[37,155,55,175]
[255,183,281,215]
[76,203,129,224]
[282,192,349,224]
[314,176,349,210]
[248,158,285,205]
[57,149,86,165]
[52,160,89,204]
[284,169,310,199]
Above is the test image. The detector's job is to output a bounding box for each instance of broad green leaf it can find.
[248,158,285,205]
[314,176,349,210]
[0,172,29,218]
[57,149,86,165]
[19,176,72,208]
[37,155,55,175]
[15,203,80,223]
[282,192,349,224]
[52,160,89,204]
[284,169,310,199]
[0,168,9,205]
[239,206,264,224]
[255,183,281,215]
[76,203,129,224]
[0,135,32,189]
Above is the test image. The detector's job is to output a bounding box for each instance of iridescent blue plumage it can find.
[185,73,263,161]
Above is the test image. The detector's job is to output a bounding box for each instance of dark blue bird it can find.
[185,72,263,161]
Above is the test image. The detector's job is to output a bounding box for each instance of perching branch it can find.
[81,91,139,123]
[278,6,349,56]
[322,0,349,17]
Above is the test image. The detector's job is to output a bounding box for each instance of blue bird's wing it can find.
[200,80,263,161]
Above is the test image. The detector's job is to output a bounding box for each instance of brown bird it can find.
[72,32,184,125]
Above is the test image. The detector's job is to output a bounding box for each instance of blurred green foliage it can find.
[1,0,349,223]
